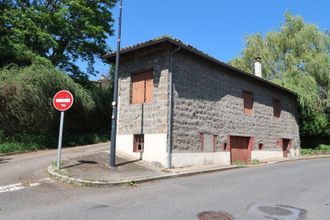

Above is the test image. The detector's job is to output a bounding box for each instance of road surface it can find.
[0,147,329,220]
[0,142,109,186]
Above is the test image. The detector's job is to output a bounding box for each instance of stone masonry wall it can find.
[117,50,169,134]
[172,51,300,152]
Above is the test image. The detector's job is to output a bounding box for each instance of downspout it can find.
[166,46,181,169]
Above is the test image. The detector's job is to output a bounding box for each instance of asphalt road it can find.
[0,148,329,220]
[0,142,109,186]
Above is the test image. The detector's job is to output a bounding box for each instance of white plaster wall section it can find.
[116,134,134,155]
[116,95,120,136]
[251,150,283,161]
[142,133,167,167]
[292,148,301,157]
[288,148,300,158]
[171,152,231,168]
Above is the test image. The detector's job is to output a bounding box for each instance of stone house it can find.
[104,37,300,168]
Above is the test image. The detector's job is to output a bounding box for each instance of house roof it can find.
[103,36,296,97]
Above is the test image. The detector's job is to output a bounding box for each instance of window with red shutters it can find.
[243,91,254,115]
[273,99,281,118]
[133,134,144,152]
[131,70,153,104]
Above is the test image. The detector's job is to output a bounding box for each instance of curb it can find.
[268,155,330,165]
[0,142,110,157]
[47,165,240,187]
[47,155,330,187]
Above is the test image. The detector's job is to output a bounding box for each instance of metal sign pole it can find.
[56,111,65,169]
[109,0,123,168]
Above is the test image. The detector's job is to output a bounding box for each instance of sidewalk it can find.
[48,150,236,187]
[47,151,330,187]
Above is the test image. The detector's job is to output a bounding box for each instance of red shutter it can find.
[145,78,153,103]
[131,70,153,104]
[131,80,145,104]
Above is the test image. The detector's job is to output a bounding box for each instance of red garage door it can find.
[230,136,251,165]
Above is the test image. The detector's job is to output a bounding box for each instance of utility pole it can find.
[110,0,123,168]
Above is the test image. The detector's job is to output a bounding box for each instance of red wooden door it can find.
[230,136,250,165]
[282,139,290,157]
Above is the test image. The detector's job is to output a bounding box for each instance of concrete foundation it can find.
[171,152,230,168]
[116,134,168,167]
[251,150,283,161]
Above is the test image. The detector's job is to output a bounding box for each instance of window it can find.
[131,70,153,104]
[199,133,216,152]
[273,99,281,118]
[243,91,254,115]
[258,143,264,150]
[133,134,144,152]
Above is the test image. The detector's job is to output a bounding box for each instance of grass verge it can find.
[0,141,45,154]
[301,144,330,156]
[0,132,109,154]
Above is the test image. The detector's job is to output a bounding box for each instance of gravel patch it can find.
[61,152,163,182]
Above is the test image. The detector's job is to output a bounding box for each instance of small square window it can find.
[133,134,144,152]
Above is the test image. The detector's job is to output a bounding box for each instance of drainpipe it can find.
[165,46,181,169]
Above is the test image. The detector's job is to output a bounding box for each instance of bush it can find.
[0,60,95,136]
[0,60,112,152]
[316,144,330,151]
[300,144,330,156]
[300,149,318,155]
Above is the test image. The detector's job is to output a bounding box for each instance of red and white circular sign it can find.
[53,90,74,111]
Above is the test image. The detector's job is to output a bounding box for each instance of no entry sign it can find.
[53,90,74,169]
[53,90,74,111]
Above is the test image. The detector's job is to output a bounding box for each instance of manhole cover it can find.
[258,206,293,216]
[197,211,234,220]
[247,203,307,220]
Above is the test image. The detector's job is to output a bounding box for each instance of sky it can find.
[87,0,330,80]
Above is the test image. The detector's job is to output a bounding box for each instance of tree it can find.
[0,59,95,137]
[0,0,117,77]
[230,12,330,136]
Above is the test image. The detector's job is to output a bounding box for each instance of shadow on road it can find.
[62,160,98,169]
[0,157,12,164]
[116,159,141,167]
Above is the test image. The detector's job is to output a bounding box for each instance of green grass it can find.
[301,144,330,156]
[232,161,246,166]
[0,141,45,154]
[126,180,136,187]
[251,159,261,165]
[0,132,109,154]
[317,144,330,151]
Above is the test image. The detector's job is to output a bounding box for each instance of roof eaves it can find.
[103,36,297,97]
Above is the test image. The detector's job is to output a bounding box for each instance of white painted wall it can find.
[143,134,167,167]
[251,150,283,161]
[171,152,230,168]
[116,134,135,155]
[290,148,300,157]
[116,133,168,167]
